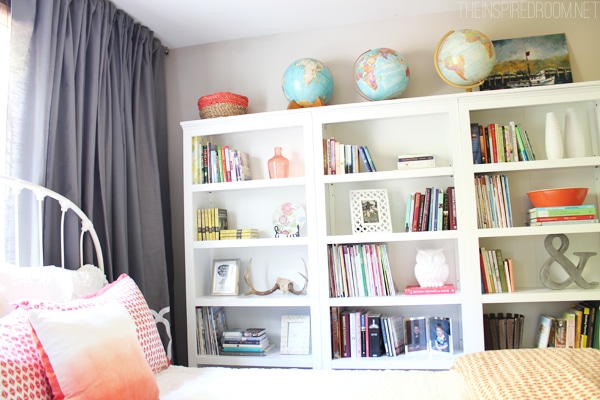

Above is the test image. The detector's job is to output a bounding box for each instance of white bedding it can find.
[156,365,473,400]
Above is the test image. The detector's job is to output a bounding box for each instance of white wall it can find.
[164,8,600,364]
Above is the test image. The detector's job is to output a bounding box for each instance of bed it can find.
[1,175,600,400]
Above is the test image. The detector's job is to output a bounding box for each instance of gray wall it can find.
[164,9,600,364]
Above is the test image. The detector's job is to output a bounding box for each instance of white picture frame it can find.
[211,259,240,296]
[350,189,392,234]
[280,315,310,355]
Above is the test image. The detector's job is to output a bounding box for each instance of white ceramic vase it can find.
[414,248,449,288]
[564,107,586,158]
[544,111,563,160]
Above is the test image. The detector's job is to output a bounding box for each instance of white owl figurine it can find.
[414,248,449,288]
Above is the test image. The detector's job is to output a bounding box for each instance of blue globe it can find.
[282,58,334,107]
[354,48,410,101]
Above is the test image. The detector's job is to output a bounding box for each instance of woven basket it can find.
[197,92,248,119]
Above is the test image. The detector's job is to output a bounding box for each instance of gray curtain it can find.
[7,0,174,358]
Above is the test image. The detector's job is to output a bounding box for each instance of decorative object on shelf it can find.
[353,48,410,101]
[564,107,586,158]
[197,92,248,119]
[434,29,496,91]
[267,147,290,179]
[527,187,588,208]
[211,259,240,295]
[272,201,305,238]
[243,258,308,296]
[544,111,564,159]
[280,315,311,355]
[540,234,598,290]
[414,248,449,288]
[282,58,333,109]
[350,189,392,234]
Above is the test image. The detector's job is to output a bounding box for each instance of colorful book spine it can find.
[404,284,456,295]
[529,204,595,217]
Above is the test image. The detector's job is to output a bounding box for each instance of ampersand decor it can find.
[540,234,598,290]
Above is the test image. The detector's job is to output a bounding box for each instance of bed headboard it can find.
[0,175,104,272]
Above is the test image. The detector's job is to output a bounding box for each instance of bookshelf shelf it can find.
[182,80,600,371]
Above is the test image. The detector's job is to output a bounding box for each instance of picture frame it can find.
[349,189,392,234]
[429,316,453,354]
[211,259,240,296]
[280,315,310,355]
[404,316,427,353]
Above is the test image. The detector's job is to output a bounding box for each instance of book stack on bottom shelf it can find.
[483,313,525,350]
[534,301,599,349]
[219,328,275,356]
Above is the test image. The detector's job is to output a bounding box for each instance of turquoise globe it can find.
[353,48,410,101]
[282,58,334,107]
[435,29,496,90]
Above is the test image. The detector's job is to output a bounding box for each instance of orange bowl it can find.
[527,187,588,208]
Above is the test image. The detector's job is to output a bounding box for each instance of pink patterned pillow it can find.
[18,274,169,373]
[0,308,52,400]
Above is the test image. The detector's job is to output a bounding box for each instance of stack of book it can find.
[191,138,252,184]
[404,186,456,232]
[535,301,599,349]
[527,204,597,226]
[474,174,513,228]
[323,137,376,174]
[397,154,435,170]
[471,121,535,164]
[196,208,228,240]
[219,328,274,356]
[219,228,259,240]
[479,247,515,294]
[483,313,525,350]
[196,306,228,355]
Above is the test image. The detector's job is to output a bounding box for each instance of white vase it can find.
[545,111,563,160]
[564,108,586,158]
[414,248,449,288]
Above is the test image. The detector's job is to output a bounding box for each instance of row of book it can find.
[327,243,396,298]
[479,247,515,294]
[404,186,456,232]
[219,327,274,356]
[471,121,536,165]
[195,306,227,355]
[527,204,597,227]
[535,301,600,349]
[483,313,525,350]
[323,138,377,175]
[475,174,513,229]
[330,308,454,358]
[197,208,228,240]
[191,137,252,184]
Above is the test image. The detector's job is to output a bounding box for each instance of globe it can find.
[282,58,334,107]
[434,29,496,90]
[353,48,410,101]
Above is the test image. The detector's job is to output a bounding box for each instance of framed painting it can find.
[211,259,240,296]
[481,33,572,91]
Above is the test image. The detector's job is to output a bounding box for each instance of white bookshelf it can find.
[181,80,600,370]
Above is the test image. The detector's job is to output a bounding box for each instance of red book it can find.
[411,192,422,232]
[530,215,595,222]
[404,284,456,295]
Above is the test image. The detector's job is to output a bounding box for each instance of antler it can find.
[243,257,308,296]
[288,258,308,295]
[244,258,279,295]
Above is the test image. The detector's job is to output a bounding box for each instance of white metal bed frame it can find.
[1,175,104,272]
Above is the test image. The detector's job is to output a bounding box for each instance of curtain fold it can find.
[7,0,174,359]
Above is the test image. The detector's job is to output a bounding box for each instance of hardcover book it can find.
[404,284,456,295]
[367,313,384,357]
[534,314,555,348]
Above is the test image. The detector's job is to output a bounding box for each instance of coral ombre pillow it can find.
[28,302,159,400]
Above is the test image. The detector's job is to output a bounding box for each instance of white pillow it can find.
[0,264,107,317]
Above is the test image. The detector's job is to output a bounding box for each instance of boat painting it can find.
[481,33,572,91]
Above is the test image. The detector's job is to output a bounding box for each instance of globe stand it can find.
[287,98,326,110]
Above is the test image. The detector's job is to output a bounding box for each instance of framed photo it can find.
[280,315,310,355]
[429,316,453,354]
[349,189,392,234]
[404,316,427,353]
[211,259,240,296]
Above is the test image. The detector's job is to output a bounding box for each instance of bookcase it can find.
[181,80,600,370]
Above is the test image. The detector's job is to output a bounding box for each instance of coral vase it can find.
[268,147,289,179]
